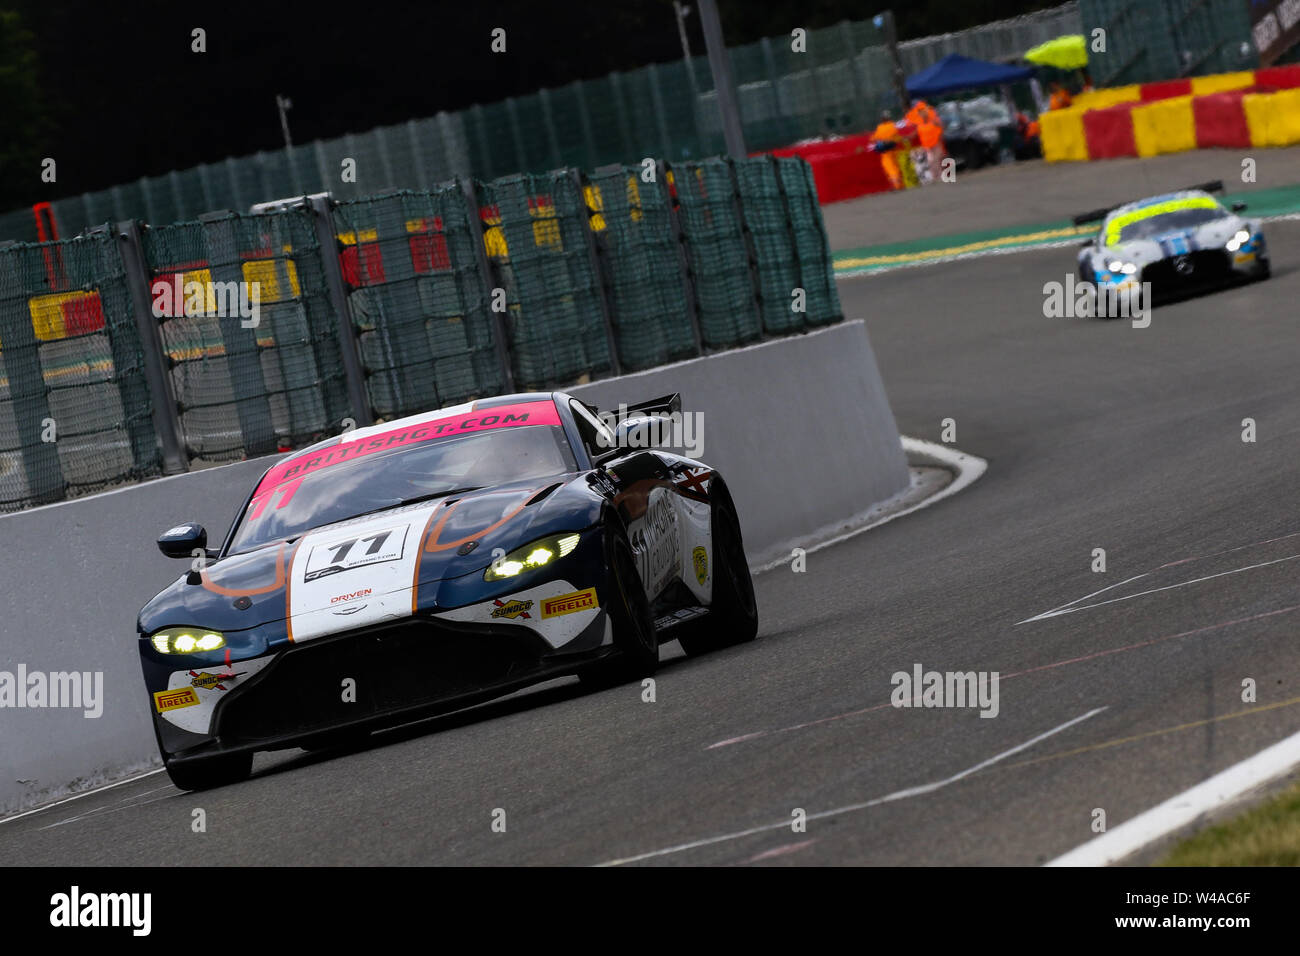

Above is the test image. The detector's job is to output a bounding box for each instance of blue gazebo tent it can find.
[906,53,1035,98]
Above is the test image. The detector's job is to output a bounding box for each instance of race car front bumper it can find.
[1140,239,1267,297]
[144,529,616,766]
[153,608,613,765]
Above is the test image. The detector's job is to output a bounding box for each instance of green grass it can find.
[1159,779,1300,866]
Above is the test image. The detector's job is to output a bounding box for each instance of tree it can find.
[0,7,48,212]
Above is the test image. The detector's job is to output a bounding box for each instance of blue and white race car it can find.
[1074,181,1269,310]
[139,392,757,790]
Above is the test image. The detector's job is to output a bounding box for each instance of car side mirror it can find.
[158,522,207,559]
[1231,201,1247,212]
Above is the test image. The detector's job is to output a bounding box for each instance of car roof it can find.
[1101,191,1227,245]
[1107,189,1221,219]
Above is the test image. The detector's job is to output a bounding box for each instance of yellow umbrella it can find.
[1024,35,1089,70]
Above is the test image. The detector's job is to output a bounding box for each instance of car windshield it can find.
[227,425,577,554]
[1111,205,1225,244]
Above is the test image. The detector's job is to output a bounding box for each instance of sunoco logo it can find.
[189,670,242,691]
[492,598,533,619]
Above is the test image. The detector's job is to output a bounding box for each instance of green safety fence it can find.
[4,6,1101,239]
[897,3,1083,74]
[584,165,698,371]
[0,207,35,246]
[331,188,505,419]
[141,209,351,461]
[478,171,613,389]
[0,231,158,511]
[1081,0,1258,86]
[723,20,896,151]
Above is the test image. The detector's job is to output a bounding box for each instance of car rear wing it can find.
[576,392,682,424]
[1072,208,1111,227]
[619,393,681,419]
[1185,180,1224,194]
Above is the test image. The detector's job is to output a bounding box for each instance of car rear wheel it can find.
[678,498,758,657]
[580,524,657,686]
[163,751,253,792]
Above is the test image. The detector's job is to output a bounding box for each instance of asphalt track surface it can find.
[5,222,1300,867]
[823,145,1300,249]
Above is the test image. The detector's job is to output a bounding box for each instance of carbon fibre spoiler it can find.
[620,393,681,418]
[1072,208,1110,227]
[578,393,682,421]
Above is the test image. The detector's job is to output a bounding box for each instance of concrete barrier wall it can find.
[0,319,906,815]
[0,459,274,816]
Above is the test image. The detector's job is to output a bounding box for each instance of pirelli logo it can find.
[153,687,200,713]
[541,588,599,619]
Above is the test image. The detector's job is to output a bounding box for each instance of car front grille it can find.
[214,618,548,745]
[1142,250,1231,293]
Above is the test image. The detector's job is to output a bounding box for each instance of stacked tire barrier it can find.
[141,211,353,460]
[0,156,842,513]
[0,231,160,509]
[1042,65,1300,161]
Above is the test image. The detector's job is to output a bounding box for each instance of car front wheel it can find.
[678,496,758,656]
[580,523,658,686]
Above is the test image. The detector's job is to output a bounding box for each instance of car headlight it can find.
[1106,260,1137,274]
[1226,230,1251,252]
[150,627,225,654]
[483,533,581,581]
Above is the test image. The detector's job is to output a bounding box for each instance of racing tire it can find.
[163,750,253,792]
[678,497,758,657]
[580,523,658,687]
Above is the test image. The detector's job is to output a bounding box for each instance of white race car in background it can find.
[1074,181,1269,313]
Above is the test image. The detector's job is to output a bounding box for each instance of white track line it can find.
[751,436,987,574]
[1017,553,1300,624]
[39,791,178,831]
[0,768,165,825]
[597,706,1105,866]
[1046,725,1300,866]
[1017,573,1150,623]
